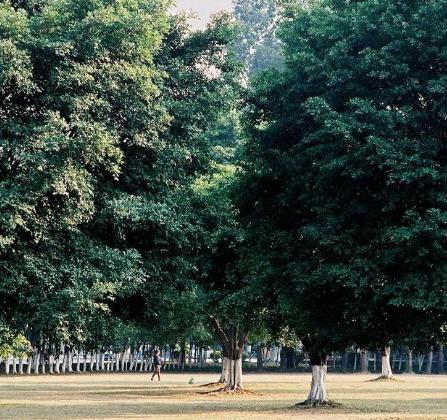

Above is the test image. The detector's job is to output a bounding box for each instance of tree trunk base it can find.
[367,375,403,382]
[295,400,341,408]
[199,386,256,395]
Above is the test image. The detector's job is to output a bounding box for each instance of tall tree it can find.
[94,11,242,357]
[233,0,283,80]
[0,0,169,352]
[239,0,447,405]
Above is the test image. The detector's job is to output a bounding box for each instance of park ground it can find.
[0,372,446,420]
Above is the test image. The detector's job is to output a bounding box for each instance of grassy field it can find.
[0,372,446,419]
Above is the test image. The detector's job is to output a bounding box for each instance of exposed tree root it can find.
[295,400,342,408]
[198,386,258,396]
[366,375,404,382]
[199,382,225,388]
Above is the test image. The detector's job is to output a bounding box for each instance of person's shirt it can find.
[153,354,161,366]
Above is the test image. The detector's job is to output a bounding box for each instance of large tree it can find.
[233,0,284,80]
[239,0,447,405]
[0,0,166,349]
[92,10,242,360]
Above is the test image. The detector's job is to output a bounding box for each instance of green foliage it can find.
[0,0,241,351]
[0,323,30,358]
[239,0,447,355]
[233,0,284,78]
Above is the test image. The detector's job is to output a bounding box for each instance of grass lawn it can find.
[0,372,446,419]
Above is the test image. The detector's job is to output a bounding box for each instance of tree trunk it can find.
[67,350,73,372]
[219,356,230,383]
[342,351,349,373]
[100,352,105,371]
[76,349,81,372]
[33,352,40,374]
[417,354,425,372]
[280,346,296,370]
[304,364,328,406]
[41,352,46,374]
[438,345,444,374]
[114,352,119,372]
[381,346,393,378]
[5,357,11,375]
[120,351,126,371]
[55,353,60,374]
[19,358,24,375]
[139,349,144,372]
[83,351,88,372]
[256,345,264,371]
[406,350,414,374]
[212,319,248,391]
[61,352,67,373]
[360,349,368,373]
[179,342,186,370]
[426,349,433,374]
[226,355,243,390]
[27,354,32,374]
[188,341,193,368]
[90,352,95,372]
[49,355,54,374]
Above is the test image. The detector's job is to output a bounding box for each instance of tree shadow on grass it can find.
[3,398,447,419]
[0,399,291,419]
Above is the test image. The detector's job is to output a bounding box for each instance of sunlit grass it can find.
[1,372,446,419]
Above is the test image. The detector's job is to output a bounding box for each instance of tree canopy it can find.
[239,0,447,372]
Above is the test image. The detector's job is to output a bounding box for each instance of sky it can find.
[174,0,233,28]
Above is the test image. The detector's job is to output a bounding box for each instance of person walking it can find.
[151,349,162,381]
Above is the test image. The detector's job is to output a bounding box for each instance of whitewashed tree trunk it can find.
[61,353,66,373]
[426,349,433,374]
[19,358,24,375]
[12,357,17,374]
[67,350,73,372]
[99,352,105,371]
[219,356,230,383]
[120,351,126,371]
[5,357,11,375]
[76,349,81,372]
[41,352,46,374]
[33,352,40,374]
[226,356,243,390]
[417,354,425,372]
[89,352,94,371]
[211,320,248,391]
[49,355,54,374]
[305,365,328,405]
[115,352,120,372]
[381,346,393,378]
[27,355,32,374]
[83,351,87,372]
[54,354,60,374]
[139,350,144,372]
